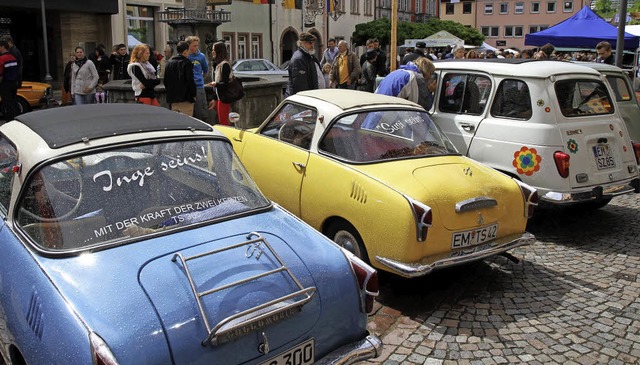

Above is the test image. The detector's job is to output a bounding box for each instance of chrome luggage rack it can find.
[172,232,316,347]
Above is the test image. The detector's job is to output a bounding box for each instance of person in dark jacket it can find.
[0,39,19,121]
[62,53,76,105]
[0,35,22,88]
[286,32,323,96]
[357,49,377,93]
[401,41,426,65]
[110,43,131,80]
[163,41,197,116]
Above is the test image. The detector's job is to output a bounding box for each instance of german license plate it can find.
[593,144,616,170]
[451,224,498,249]
[259,338,314,365]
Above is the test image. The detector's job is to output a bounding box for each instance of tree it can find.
[352,17,485,47]
[593,0,613,16]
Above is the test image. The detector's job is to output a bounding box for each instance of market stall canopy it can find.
[404,31,464,48]
[525,6,640,50]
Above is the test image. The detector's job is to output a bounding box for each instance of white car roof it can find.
[290,89,423,111]
[1,104,222,174]
[434,59,603,78]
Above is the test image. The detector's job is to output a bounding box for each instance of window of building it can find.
[222,33,235,60]
[505,26,513,37]
[482,26,500,37]
[238,34,247,59]
[563,0,572,11]
[547,1,556,12]
[499,2,508,13]
[463,2,472,13]
[529,25,548,34]
[251,35,261,58]
[515,2,524,13]
[514,26,523,36]
[365,0,372,14]
[531,2,540,12]
[351,0,360,14]
[484,3,493,14]
[446,3,454,14]
[126,5,155,46]
[415,0,422,13]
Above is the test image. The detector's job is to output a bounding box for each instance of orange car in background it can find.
[0,81,57,118]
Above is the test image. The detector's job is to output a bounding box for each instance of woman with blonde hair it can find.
[127,44,161,106]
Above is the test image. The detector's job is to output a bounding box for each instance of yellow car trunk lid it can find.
[358,157,521,231]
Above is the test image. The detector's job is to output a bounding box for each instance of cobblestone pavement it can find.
[363,194,640,365]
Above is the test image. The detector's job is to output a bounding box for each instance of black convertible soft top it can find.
[15,104,214,149]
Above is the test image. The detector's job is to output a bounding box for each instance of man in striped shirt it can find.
[0,38,19,121]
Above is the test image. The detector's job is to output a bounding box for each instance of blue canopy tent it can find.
[525,6,640,49]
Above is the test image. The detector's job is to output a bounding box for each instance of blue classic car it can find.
[0,104,381,365]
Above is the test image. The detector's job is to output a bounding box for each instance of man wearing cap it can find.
[401,41,426,65]
[287,32,324,96]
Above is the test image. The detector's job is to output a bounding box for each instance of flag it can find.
[283,0,296,8]
[327,0,337,12]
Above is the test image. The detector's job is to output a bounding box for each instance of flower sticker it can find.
[513,147,542,176]
[537,99,545,107]
[567,139,578,154]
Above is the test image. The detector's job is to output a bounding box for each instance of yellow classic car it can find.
[216,89,538,278]
[0,81,56,118]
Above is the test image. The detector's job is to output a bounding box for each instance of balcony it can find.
[158,8,231,25]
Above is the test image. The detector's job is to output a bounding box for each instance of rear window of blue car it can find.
[16,139,270,251]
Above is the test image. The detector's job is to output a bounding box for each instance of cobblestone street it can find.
[364,194,640,365]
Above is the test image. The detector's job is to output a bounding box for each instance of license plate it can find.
[593,144,616,170]
[451,224,498,249]
[259,338,314,365]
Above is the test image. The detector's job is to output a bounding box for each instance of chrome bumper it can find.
[315,334,383,365]
[541,179,640,204]
[375,232,536,278]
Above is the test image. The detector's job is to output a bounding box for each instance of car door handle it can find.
[233,137,242,142]
[460,123,475,132]
[292,162,306,170]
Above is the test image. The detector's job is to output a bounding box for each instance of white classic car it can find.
[430,59,640,209]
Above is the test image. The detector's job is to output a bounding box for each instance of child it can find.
[322,63,332,88]
[95,81,107,103]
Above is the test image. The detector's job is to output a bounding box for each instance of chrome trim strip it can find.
[541,179,639,204]
[315,334,383,365]
[455,196,498,213]
[374,232,536,278]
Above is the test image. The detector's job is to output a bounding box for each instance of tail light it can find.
[405,196,432,242]
[633,142,640,165]
[90,332,119,365]
[554,151,570,178]
[515,180,538,218]
[344,251,379,313]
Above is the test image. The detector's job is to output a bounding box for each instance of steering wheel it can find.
[20,161,84,222]
[278,121,314,147]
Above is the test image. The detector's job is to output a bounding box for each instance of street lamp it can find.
[41,0,52,82]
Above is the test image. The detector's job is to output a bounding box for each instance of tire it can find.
[326,222,369,263]
[15,97,31,115]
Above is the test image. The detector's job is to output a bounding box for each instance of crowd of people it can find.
[0,30,624,126]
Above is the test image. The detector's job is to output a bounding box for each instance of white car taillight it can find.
[405,196,432,242]
[90,332,119,365]
[343,250,379,313]
[515,180,538,218]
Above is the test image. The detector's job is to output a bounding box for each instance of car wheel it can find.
[327,222,369,263]
[16,97,31,115]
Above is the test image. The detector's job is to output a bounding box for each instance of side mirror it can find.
[229,112,240,126]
